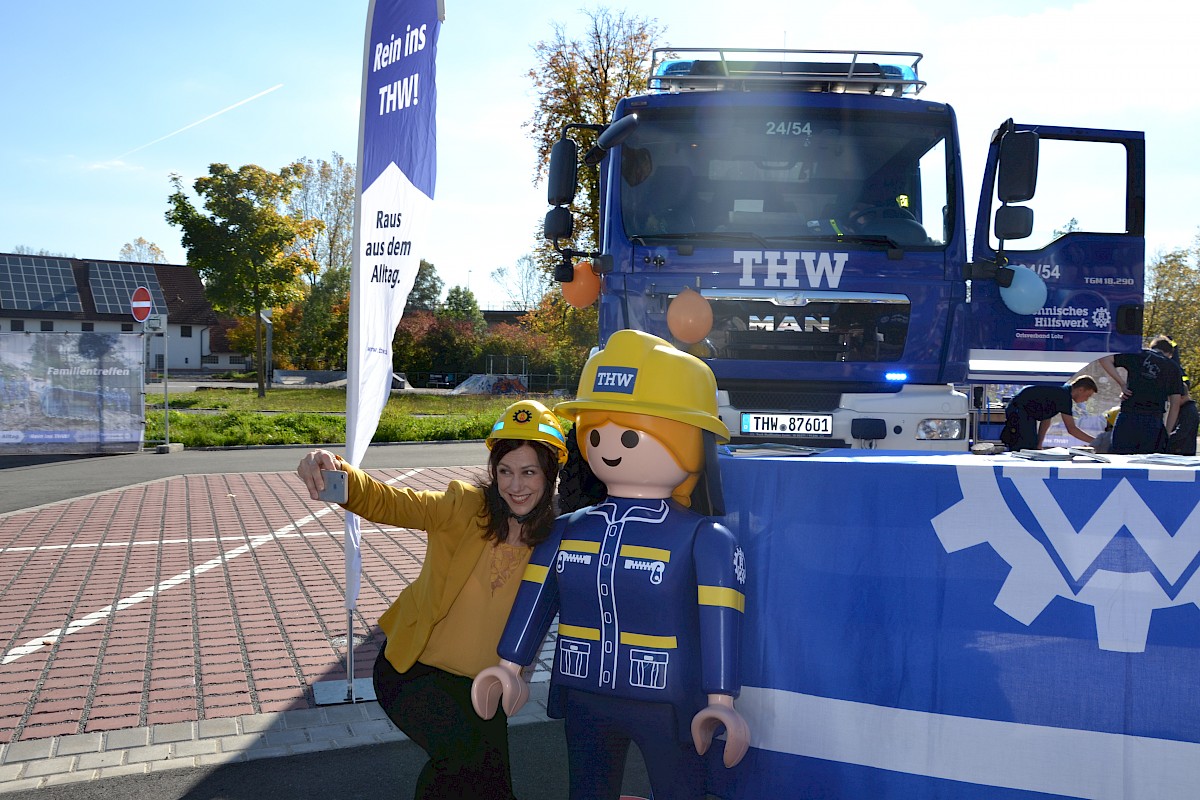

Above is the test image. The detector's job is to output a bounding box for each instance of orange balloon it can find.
[562,260,601,308]
[667,286,713,344]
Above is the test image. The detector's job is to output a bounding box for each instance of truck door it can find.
[967,123,1145,385]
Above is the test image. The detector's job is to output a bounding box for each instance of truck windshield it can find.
[619,107,952,247]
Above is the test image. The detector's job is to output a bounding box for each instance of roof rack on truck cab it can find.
[649,47,925,96]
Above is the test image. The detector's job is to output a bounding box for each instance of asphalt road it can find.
[0,442,485,516]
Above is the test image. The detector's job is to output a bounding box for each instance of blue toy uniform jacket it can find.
[497,496,746,741]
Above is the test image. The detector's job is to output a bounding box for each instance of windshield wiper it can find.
[766,233,900,249]
[631,230,770,247]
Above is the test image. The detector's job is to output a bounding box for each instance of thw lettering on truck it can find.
[735,250,849,289]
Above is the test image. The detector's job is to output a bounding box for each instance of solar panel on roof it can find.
[0,255,84,312]
[87,262,168,316]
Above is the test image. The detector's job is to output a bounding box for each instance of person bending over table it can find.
[1000,375,1097,451]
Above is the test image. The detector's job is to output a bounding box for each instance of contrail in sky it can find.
[112,83,284,160]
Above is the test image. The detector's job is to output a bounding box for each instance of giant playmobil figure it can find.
[472,329,749,800]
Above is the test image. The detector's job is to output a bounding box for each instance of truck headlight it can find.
[915,418,966,440]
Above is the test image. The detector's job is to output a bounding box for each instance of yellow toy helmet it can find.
[554,329,730,442]
[486,399,569,466]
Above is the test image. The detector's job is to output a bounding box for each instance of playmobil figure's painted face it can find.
[586,421,687,499]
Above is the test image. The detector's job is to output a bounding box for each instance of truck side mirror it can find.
[997,131,1039,203]
[994,205,1033,241]
[582,113,640,166]
[548,137,579,206]
[544,206,574,241]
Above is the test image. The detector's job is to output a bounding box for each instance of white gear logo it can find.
[1091,307,1111,328]
[732,546,746,585]
[931,464,1200,652]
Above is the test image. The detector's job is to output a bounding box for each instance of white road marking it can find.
[0,528,403,555]
[1,469,426,665]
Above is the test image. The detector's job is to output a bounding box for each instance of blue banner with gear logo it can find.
[711,452,1200,799]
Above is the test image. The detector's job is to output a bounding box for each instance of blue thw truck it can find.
[545,47,1145,450]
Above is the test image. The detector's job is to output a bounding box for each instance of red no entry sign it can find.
[131,286,153,322]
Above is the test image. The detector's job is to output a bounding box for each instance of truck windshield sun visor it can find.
[618,107,953,249]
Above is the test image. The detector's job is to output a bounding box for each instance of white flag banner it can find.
[345,0,441,610]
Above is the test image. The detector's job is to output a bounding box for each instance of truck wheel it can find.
[556,423,608,513]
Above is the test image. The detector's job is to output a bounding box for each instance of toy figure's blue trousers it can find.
[564,689,705,800]
[373,649,515,800]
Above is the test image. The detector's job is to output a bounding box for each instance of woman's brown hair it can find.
[477,438,561,547]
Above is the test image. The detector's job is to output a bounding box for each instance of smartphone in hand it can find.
[316,469,348,504]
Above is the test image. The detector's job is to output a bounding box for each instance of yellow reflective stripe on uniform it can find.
[619,544,670,562]
[829,219,844,235]
[620,632,678,649]
[558,624,601,640]
[521,563,548,584]
[698,585,746,613]
[560,539,601,554]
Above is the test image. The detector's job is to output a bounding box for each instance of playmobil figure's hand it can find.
[691,693,750,768]
[471,660,528,719]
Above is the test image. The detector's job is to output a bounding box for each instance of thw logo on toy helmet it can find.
[593,366,637,394]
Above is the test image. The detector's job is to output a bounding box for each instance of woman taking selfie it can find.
[296,399,567,800]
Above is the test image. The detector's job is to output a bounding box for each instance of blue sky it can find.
[2,0,1197,309]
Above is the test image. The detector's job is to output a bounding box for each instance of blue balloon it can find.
[999,265,1048,315]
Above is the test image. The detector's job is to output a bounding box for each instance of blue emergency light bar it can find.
[885,372,909,382]
[649,47,925,96]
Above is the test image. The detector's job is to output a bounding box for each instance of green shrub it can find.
[142,392,550,448]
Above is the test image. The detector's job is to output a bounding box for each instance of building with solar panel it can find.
[0,253,245,372]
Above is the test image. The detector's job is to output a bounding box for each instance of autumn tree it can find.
[491,253,552,310]
[424,317,483,378]
[392,310,437,376]
[118,237,168,264]
[277,265,351,370]
[12,245,67,257]
[165,163,318,396]
[287,153,356,282]
[441,285,485,332]
[522,291,599,387]
[1145,236,1200,382]
[482,322,558,386]
[522,8,663,377]
[408,259,444,311]
[1052,218,1080,239]
[527,7,665,251]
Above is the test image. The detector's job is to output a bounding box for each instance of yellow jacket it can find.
[340,462,493,674]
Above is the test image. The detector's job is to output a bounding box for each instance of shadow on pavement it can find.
[4,720,651,800]
[0,453,108,469]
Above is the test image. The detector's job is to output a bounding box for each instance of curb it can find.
[0,684,551,793]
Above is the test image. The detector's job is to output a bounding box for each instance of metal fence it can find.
[405,371,576,395]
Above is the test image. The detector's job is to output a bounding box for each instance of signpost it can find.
[131,286,152,323]
[132,288,169,449]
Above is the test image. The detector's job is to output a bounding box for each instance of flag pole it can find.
[313,0,441,706]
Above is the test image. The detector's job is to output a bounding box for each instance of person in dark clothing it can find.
[1090,406,1121,454]
[1167,384,1198,455]
[1099,335,1186,455]
[1000,375,1098,451]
